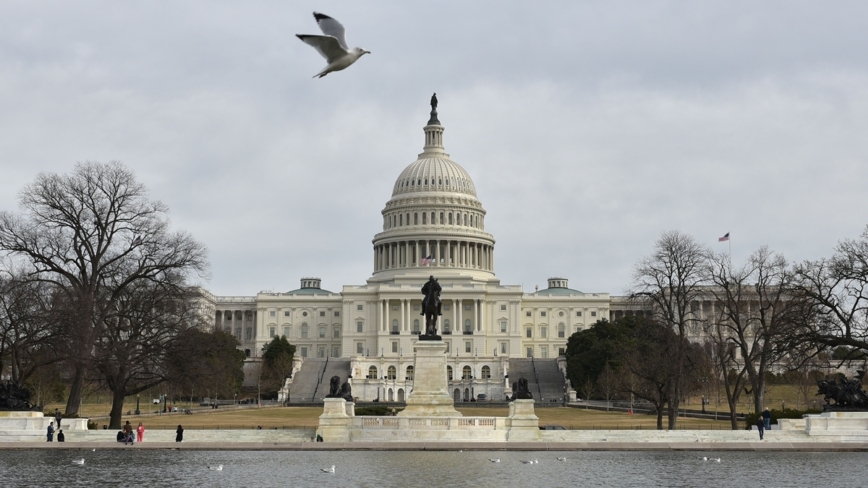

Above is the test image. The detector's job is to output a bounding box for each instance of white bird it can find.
[534,459,539,464]
[72,459,85,465]
[209,465,223,471]
[520,460,534,464]
[91,449,96,452]
[321,465,336,473]
[557,457,567,462]
[297,12,370,78]
[700,457,708,461]
[489,458,501,463]
[711,457,721,463]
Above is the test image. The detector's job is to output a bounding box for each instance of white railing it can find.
[352,417,500,430]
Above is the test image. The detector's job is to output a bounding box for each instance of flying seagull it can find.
[297,12,370,78]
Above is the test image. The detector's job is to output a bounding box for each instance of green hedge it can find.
[354,406,404,416]
[743,408,821,430]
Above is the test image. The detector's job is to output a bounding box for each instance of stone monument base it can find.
[397,340,461,417]
[0,411,90,442]
[803,411,868,439]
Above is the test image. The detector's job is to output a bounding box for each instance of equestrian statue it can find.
[420,275,442,340]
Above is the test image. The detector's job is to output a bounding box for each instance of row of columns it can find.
[215,310,256,340]
[375,298,486,334]
[374,240,494,272]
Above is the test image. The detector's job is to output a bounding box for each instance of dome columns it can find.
[373,239,495,272]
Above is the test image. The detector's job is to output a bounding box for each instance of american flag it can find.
[420,255,434,265]
[718,232,730,242]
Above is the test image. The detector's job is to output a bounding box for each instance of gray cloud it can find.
[1,1,867,296]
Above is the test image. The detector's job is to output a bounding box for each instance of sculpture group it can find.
[0,381,40,411]
[817,371,868,410]
[325,375,354,402]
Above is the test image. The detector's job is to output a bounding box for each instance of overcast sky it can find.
[2,1,867,297]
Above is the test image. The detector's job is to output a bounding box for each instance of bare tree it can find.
[793,226,868,354]
[0,161,208,415]
[630,230,707,429]
[597,363,616,411]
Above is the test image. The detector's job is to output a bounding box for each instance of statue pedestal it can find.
[398,341,462,417]
[0,411,90,442]
[318,398,351,442]
[506,399,542,441]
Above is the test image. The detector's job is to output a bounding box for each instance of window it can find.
[462,366,472,380]
[464,319,472,332]
[440,212,444,224]
[391,341,398,353]
[481,366,491,379]
[591,311,597,317]
[333,327,340,338]
[356,342,364,354]
[334,311,340,317]
[526,328,532,338]
[235,330,242,341]
[526,311,531,317]
[448,213,453,225]
[447,366,453,380]
[357,304,363,311]
[303,311,308,317]
[500,342,508,354]
[541,327,547,338]
[500,304,507,311]
[500,320,507,333]
[443,319,451,333]
[269,327,275,338]
[413,319,420,334]
[245,328,252,341]
[357,321,364,333]
[540,311,546,317]
[465,341,472,353]
[301,324,309,338]
[423,213,427,224]
[392,305,398,311]
[368,366,377,379]
[414,213,418,225]
[559,311,564,317]
[541,346,548,358]
[576,311,582,317]
[558,323,565,338]
[444,304,450,311]
[406,366,414,381]
[319,311,325,317]
[526,347,533,358]
[391,319,399,333]
[332,346,340,357]
[445,341,451,353]
[465,304,471,311]
[318,326,326,338]
[284,311,290,317]
[300,347,308,358]
[269,311,276,317]
[413,305,419,311]
[559,347,565,356]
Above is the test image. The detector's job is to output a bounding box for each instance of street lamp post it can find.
[135,394,140,415]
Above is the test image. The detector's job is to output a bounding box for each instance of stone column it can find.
[400,299,405,331]
[435,240,440,266]
[458,299,463,334]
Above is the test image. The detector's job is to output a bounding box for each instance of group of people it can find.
[117,421,147,444]
[46,409,64,442]
[755,408,772,440]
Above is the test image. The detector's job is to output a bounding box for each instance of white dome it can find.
[391,157,477,197]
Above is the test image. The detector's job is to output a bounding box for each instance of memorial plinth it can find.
[397,340,462,417]
[318,398,351,442]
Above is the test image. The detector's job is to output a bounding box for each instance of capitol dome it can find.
[371,98,496,279]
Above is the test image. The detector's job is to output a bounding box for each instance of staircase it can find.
[507,358,565,403]
[286,358,327,403]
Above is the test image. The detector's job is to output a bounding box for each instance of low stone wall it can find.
[0,412,89,442]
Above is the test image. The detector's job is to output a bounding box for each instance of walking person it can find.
[54,408,62,429]
[762,408,771,430]
[136,422,145,443]
[756,417,765,440]
[175,425,184,442]
[47,421,55,442]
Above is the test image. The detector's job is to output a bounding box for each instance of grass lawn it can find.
[92,405,737,430]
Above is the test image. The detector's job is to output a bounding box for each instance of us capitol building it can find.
[200,100,628,403]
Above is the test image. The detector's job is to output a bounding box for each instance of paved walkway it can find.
[1,440,867,451]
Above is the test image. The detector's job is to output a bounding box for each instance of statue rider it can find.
[421,275,442,316]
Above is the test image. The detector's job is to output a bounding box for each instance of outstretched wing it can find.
[313,12,348,50]
[296,34,348,63]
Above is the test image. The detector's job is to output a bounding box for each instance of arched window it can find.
[413,319,420,334]
[443,319,451,333]
[431,212,435,224]
[406,366,414,380]
[440,212,444,224]
[448,213,453,225]
[368,366,377,379]
[423,213,427,224]
[391,319,399,333]
[481,365,491,379]
[447,366,453,380]
[387,366,396,380]
[301,323,309,338]
[462,366,472,380]
[464,319,472,332]
[406,213,410,225]
[464,214,468,226]
[414,213,418,225]
[399,214,403,226]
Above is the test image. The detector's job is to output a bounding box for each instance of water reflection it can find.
[0,449,865,488]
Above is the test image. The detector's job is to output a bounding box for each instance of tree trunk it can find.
[109,388,126,429]
[64,362,87,416]
[656,406,664,430]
